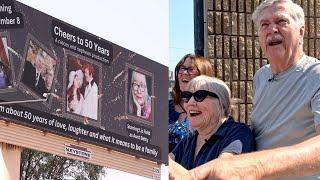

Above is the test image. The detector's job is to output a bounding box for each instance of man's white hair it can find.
[36,51,45,64]
[252,0,305,27]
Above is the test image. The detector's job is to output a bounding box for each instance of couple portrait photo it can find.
[0,35,12,90]
[20,39,56,97]
[65,54,99,121]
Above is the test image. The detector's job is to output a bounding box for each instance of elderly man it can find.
[177,0,320,179]
[21,52,47,96]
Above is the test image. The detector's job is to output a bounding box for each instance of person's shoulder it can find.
[300,55,320,79]
[91,82,98,90]
[24,61,34,69]
[222,118,255,148]
[253,64,271,84]
[25,60,33,65]
[302,55,320,71]
[254,64,270,77]
[304,55,319,62]
[224,117,252,133]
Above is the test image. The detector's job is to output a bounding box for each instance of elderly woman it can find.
[169,75,255,175]
[128,70,152,120]
[169,54,214,152]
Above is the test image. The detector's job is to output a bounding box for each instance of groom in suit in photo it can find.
[21,52,47,96]
[81,64,98,120]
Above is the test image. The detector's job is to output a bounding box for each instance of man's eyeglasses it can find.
[132,83,146,92]
[178,66,198,75]
[181,90,219,103]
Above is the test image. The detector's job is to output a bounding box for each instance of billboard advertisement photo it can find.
[0,0,168,164]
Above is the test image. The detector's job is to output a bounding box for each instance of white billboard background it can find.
[15,0,169,179]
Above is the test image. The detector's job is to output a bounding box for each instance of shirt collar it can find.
[194,116,234,139]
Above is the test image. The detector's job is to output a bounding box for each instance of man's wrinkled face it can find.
[35,56,45,73]
[257,3,304,61]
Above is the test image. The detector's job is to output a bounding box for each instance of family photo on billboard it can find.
[0,33,14,91]
[64,53,101,124]
[20,37,57,98]
[0,0,168,166]
[126,65,153,125]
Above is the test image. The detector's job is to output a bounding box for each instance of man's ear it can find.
[300,25,305,37]
[299,25,305,45]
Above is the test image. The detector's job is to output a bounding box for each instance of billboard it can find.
[0,0,168,164]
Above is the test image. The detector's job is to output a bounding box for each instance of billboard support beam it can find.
[0,143,23,180]
[0,120,160,178]
[194,0,205,56]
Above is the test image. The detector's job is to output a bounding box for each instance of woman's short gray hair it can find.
[187,75,231,117]
[252,0,305,27]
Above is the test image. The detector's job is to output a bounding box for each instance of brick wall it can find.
[205,0,320,124]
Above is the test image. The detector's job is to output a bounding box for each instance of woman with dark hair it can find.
[169,54,214,152]
[66,70,84,115]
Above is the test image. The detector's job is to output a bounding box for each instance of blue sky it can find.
[169,0,194,71]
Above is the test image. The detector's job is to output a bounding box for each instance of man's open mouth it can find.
[268,40,283,46]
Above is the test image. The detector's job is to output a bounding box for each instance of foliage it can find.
[20,148,105,180]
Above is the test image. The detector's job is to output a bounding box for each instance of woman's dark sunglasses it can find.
[181,90,219,103]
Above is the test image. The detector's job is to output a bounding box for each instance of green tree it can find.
[20,148,105,180]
